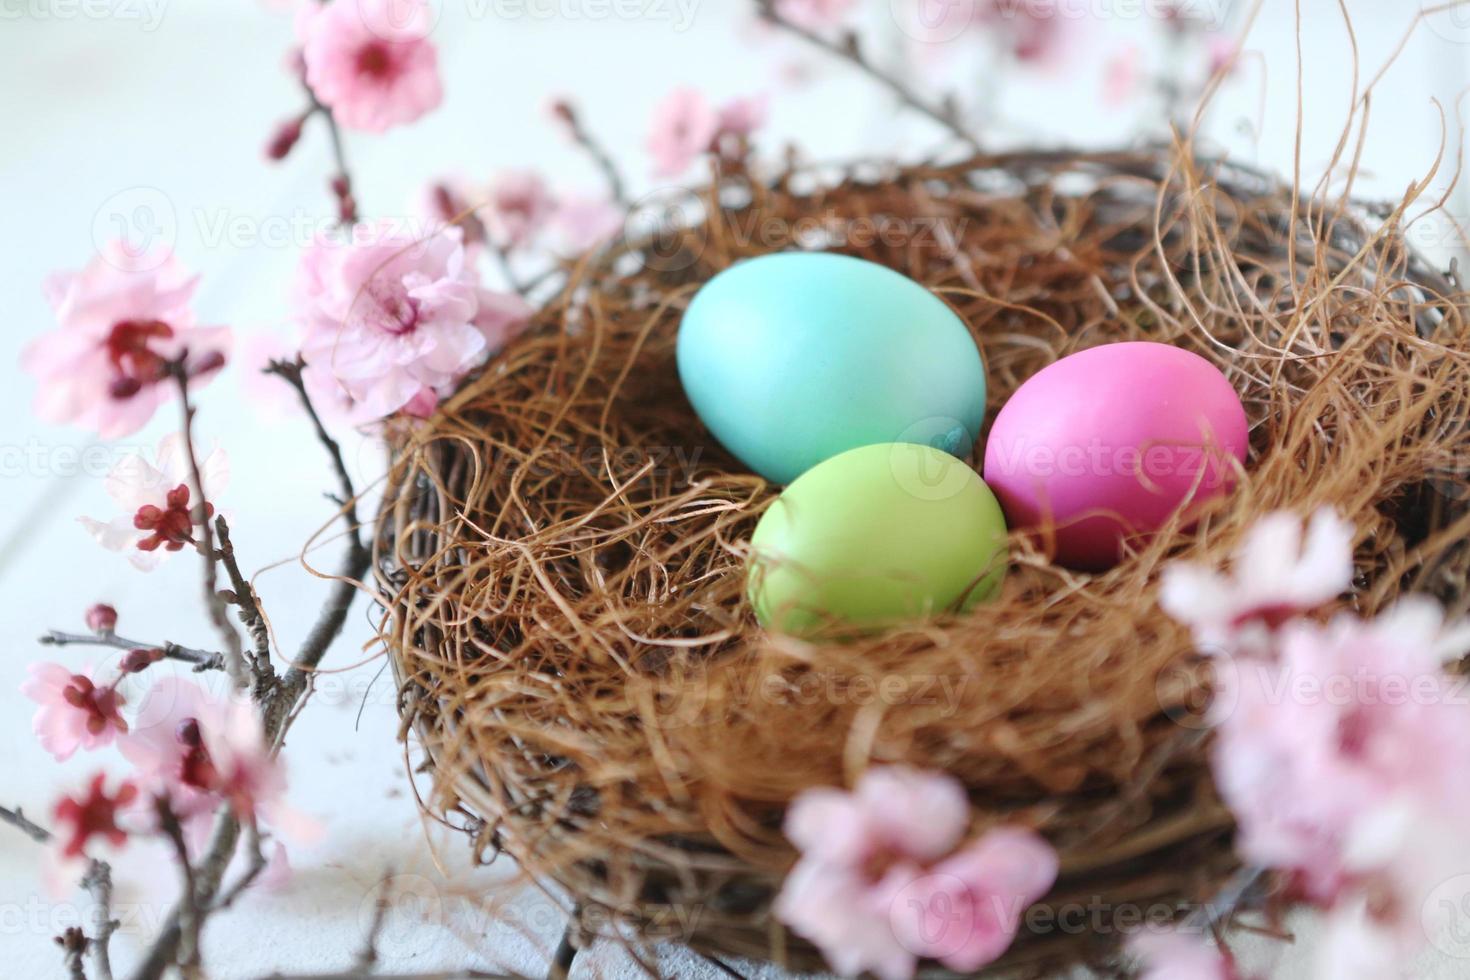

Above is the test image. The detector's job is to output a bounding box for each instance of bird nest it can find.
[375,146,1470,977]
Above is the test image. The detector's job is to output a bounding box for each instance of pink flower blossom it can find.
[23,663,128,761]
[550,195,624,255]
[1212,601,1470,903]
[22,243,229,439]
[1208,37,1241,79]
[886,828,1058,973]
[1161,508,1353,650]
[716,94,770,139]
[235,330,302,421]
[53,774,138,859]
[79,433,229,571]
[1131,930,1239,980]
[1103,44,1143,107]
[293,221,532,423]
[776,767,1054,979]
[417,176,488,247]
[122,678,300,832]
[485,171,556,251]
[776,0,857,30]
[647,88,721,179]
[297,0,443,133]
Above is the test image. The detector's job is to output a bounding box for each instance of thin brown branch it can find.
[58,927,89,980]
[40,631,223,672]
[4,806,117,979]
[551,100,629,207]
[168,363,248,690]
[154,798,203,970]
[214,516,276,696]
[752,0,980,153]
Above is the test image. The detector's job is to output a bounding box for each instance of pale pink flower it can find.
[121,678,304,834]
[776,0,857,29]
[1160,508,1354,650]
[887,828,1057,973]
[550,195,624,255]
[235,330,301,421]
[716,94,770,139]
[647,88,720,179]
[79,433,229,571]
[1131,930,1238,980]
[1103,44,1143,106]
[486,171,556,251]
[21,243,229,439]
[1313,900,1403,980]
[22,663,128,761]
[1212,602,1470,902]
[777,768,1054,978]
[1208,37,1241,79]
[297,0,442,133]
[293,221,532,423]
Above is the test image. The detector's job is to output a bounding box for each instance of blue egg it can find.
[677,252,987,484]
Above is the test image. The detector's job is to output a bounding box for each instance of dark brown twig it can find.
[168,363,248,689]
[40,631,223,672]
[215,516,276,694]
[752,0,980,152]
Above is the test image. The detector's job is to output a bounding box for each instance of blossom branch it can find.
[39,631,224,672]
[168,362,249,691]
[215,516,275,691]
[751,0,980,153]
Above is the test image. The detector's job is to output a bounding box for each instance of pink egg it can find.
[982,342,1248,570]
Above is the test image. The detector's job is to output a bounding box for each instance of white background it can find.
[2,1,1470,977]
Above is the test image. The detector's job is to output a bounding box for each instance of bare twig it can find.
[551,100,629,207]
[58,927,89,980]
[546,913,579,980]
[169,363,248,690]
[752,0,980,153]
[212,821,267,913]
[154,798,203,970]
[215,516,276,695]
[0,804,52,844]
[40,631,223,672]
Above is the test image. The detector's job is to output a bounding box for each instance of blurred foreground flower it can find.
[294,221,532,423]
[775,766,1056,979]
[23,663,128,761]
[22,244,229,439]
[79,433,229,570]
[53,774,137,860]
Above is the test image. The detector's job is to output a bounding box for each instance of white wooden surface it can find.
[2,2,1468,977]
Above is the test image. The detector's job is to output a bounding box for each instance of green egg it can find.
[748,443,1009,637]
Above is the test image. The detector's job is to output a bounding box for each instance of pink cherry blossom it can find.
[53,774,138,859]
[1212,601,1470,902]
[887,828,1058,973]
[1131,930,1239,980]
[296,0,443,133]
[776,0,858,30]
[1103,44,1143,107]
[1208,37,1242,79]
[293,221,532,423]
[23,662,128,761]
[417,176,488,247]
[1161,508,1354,651]
[550,195,624,255]
[122,678,301,833]
[716,94,770,139]
[647,88,721,179]
[235,329,302,421]
[22,243,229,439]
[776,767,1054,978]
[79,433,229,571]
[485,171,556,251]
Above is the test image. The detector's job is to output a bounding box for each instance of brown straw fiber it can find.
[375,145,1470,976]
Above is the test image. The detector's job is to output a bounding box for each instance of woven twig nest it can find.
[376,146,1470,977]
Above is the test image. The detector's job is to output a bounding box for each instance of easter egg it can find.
[981,341,1248,570]
[678,252,987,484]
[749,442,1008,636]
